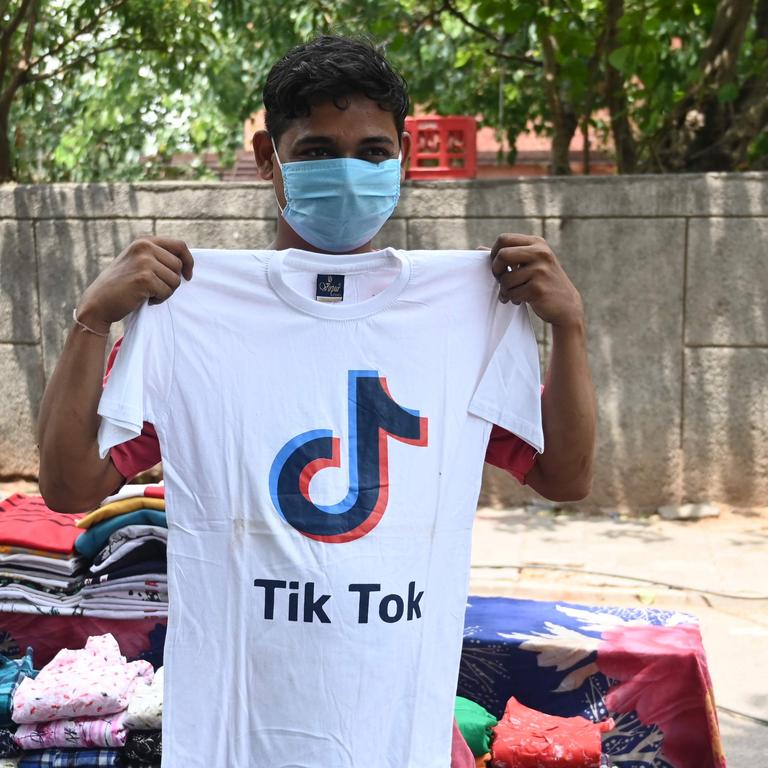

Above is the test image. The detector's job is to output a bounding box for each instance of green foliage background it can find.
[2,0,766,181]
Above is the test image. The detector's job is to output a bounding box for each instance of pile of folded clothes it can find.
[0,487,167,620]
[74,486,167,620]
[0,496,86,617]
[7,633,162,768]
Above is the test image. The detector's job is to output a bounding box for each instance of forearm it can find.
[526,318,596,500]
[37,316,122,512]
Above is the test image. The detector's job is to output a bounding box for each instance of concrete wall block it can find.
[36,219,153,379]
[543,217,686,508]
[407,218,542,249]
[683,347,768,504]
[155,219,276,250]
[373,218,407,250]
[0,184,144,220]
[686,218,768,346]
[0,220,39,343]
[132,182,276,219]
[0,343,43,476]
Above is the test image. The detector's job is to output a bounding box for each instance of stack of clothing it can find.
[0,496,86,617]
[122,668,163,767]
[11,634,154,768]
[0,650,36,767]
[74,486,167,620]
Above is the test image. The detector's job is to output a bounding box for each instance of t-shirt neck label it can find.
[316,274,345,303]
[266,247,412,320]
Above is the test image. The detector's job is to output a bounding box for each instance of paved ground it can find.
[470,503,768,767]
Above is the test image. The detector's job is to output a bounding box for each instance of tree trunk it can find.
[651,0,756,171]
[0,105,13,182]
[539,21,577,175]
[603,0,637,173]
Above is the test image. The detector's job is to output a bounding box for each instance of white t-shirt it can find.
[98,247,543,768]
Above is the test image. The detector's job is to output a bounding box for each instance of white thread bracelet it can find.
[72,308,109,337]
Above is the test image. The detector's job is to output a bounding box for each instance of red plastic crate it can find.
[405,116,477,180]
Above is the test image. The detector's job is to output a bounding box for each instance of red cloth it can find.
[491,697,612,768]
[105,338,539,482]
[0,613,164,667]
[0,494,83,554]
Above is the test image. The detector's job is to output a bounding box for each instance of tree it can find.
[2,0,766,181]
[0,0,217,182]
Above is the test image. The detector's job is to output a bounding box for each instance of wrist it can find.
[73,303,112,337]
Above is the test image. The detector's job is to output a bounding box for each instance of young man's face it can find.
[253,92,410,212]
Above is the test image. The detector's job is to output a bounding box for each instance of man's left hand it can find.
[489,233,583,328]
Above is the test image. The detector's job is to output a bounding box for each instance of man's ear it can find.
[399,131,412,182]
[252,130,276,180]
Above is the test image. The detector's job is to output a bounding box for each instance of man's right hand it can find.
[76,237,194,334]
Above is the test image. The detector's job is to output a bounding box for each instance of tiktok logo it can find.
[269,370,428,543]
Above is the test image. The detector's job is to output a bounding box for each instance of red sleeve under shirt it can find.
[104,338,538,484]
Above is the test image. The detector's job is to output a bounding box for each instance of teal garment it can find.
[0,647,35,727]
[74,510,167,559]
[454,696,497,757]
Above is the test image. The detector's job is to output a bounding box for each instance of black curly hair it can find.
[263,35,409,146]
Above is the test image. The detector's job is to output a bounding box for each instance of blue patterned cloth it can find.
[0,647,35,727]
[18,750,122,767]
[460,596,724,768]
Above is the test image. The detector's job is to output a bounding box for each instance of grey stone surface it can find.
[155,218,276,249]
[543,217,686,509]
[657,502,720,520]
[373,218,407,250]
[1,178,767,504]
[36,219,153,379]
[132,182,276,219]
[683,347,768,504]
[0,344,43,476]
[406,217,541,250]
[686,217,768,346]
[0,220,38,343]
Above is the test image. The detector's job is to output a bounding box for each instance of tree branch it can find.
[0,0,35,49]
[29,0,128,69]
[23,40,135,85]
[441,0,502,46]
[487,48,542,67]
[0,0,36,107]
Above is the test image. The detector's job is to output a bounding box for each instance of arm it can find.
[37,237,193,513]
[489,234,595,501]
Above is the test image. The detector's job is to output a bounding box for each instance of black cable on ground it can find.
[470,562,768,601]
[717,705,768,727]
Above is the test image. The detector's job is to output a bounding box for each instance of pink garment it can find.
[451,718,475,768]
[14,710,128,749]
[12,633,152,724]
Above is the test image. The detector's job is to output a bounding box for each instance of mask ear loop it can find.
[271,137,286,215]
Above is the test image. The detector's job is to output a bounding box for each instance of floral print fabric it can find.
[12,634,152,724]
[123,668,162,731]
[13,711,127,750]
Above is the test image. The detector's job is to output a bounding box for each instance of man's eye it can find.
[301,148,333,158]
[360,148,392,161]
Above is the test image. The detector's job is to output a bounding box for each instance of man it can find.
[38,35,594,767]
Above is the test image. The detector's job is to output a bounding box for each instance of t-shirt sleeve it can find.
[485,425,538,483]
[97,301,172,459]
[469,303,544,454]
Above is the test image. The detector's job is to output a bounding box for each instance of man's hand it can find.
[489,233,583,328]
[76,237,194,333]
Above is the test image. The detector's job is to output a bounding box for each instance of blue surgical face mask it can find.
[272,139,401,253]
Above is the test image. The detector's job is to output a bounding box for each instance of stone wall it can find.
[1,174,766,510]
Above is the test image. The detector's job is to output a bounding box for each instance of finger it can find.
[501,281,534,305]
[146,273,174,304]
[489,234,540,262]
[151,260,183,291]
[498,264,536,292]
[490,246,542,278]
[148,237,194,280]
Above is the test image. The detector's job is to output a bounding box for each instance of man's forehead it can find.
[282,94,399,142]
